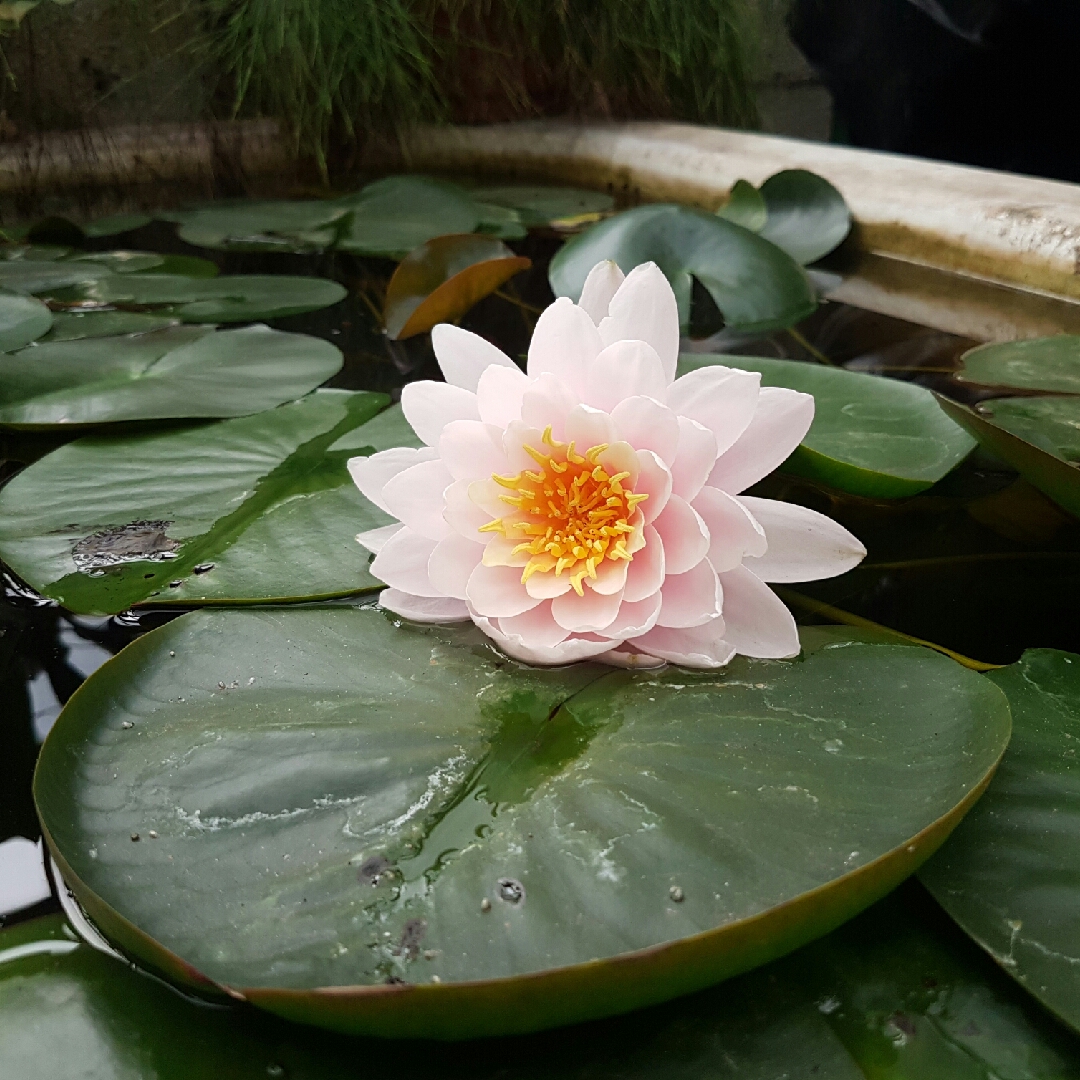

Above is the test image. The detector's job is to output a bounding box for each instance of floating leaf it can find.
[716,178,768,232]
[81,211,154,237]
[957,335,1080,393]
[921,649,1080,1034]
[35,614,1009,1037]
[980,397,1080,460]
[0,391,404,614]
[72,273,347,323]
[757,170,852,266]
[0,324,343,428]
[384,233,531,339]
[40,311,180,342]
[549,204,816,333]
[66,251,166,274]
[935,395,1080,520]
[473,201,528,241]
[472,185,615,228]
[174,199,347,252]
[334,176,482,257]
[0,292,52,352]
[681,355,977,497]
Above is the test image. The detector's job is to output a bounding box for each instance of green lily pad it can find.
[978,397,1080,460]
[679,355,978,498]
[920,648,1080,1034]
[0,260,105,295]
[6,880,1078,1077]
[0,390,403,614]
[957,335,1080,393]
[757,170,852,266]
[334,176,482,258]
[174,199,348,252]
[716,178,768,232]
[935,395,1080,520]
[81,211,154,237]
[66,251,166,274]
[39,310,180,342]
[71,273,347,323]
[471,185,615,227]
[548,204,817,333]
[0,324,343,428]
[35,614,1009,1037]
[0,292,52,352]
[473,201,529,240]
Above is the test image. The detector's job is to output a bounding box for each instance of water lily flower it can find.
[349,260,865,668]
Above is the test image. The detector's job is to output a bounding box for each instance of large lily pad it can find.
[920,648,1080,1034]
[548,204,817,333]
[957,335,1080,393]
[35,613,1009,1037]
[680,355,978,498]
[6,880,1078,1077]
[0,292,52,352]
[0,324,343,428]
[0,391,409,614]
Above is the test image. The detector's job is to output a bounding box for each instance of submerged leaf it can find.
[550,204,816,332]
[384,233,530,339]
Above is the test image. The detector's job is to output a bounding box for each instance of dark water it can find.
[4,221,1080,1072]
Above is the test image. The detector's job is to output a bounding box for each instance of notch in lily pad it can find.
[384,234,531,340]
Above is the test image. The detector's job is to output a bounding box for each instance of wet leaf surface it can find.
[384,233,531,339]
[957,335,1080,394]
[549,204,817,333]
[920,649,1080,1034]
[34,613,1008,1036]
[0,391,406,614]
[0,325,342,428]
[681,354,977,497]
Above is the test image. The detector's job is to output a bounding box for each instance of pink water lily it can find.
[349,260,865,668]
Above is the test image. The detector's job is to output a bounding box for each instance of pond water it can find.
[3,196,1080,1069]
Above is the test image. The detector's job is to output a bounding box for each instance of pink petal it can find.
[380,459,453,541]
[501,420,548,473]
[692,486,767,572]
[400,381,479,446]
[633,450,673,525]
[666,365,760,456]
[603,593,662,637]
[610,395,680,463]
[631,623,736,669]
[577,260,625,325]
[593,645,667,669]
[551,585,625,633]
[564,404,616,451]
[466,477,510,521]
[598,263,680,383]
[477,363,529,427]
[438,420,510,481]
[653,494,710,575]
[596,441,640,486]
[466,563,543,618]
[471,610,620,666]
[657,558,722,628]
[590,555,630,596]
[708,387,815,495]
[740,496,866,582]
[380,589,470,624]
[427,534,484,599]
[670,417,718,502]
[527,295,603,395]
[583,339,668,413]
[624,523,665,602]
[356,523,403,554]
[444,478,492,538]
[370,528,441,596]
[497,601,570,649]
[432,323,518,392]
[481,536,529,568]
[718,565,800,659]
[347,446,436,514]
[520,373,579,442]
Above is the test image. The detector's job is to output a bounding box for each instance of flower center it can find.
[479,426,648,596]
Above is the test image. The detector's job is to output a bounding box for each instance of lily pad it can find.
[39,310,180,342]
[473,202,528,241]
[757,170,852,266]
[716,179,768,232]
[920,649,1080,1034]
[0,324,343,428]
[174,199,348,252]
[71,273,347,323]
[548,204,816,333]
[935,395,1080,520]
[0,390,404,614]
[6,881,1078,1078]
[979,397,1080,461]
[384,233,531,339]
[35,614,1009,1037]
[957,335,1080,393]
[680,355,978,498]
[472,185,615,228]
[0,292,52,352]
[81,211,154,237]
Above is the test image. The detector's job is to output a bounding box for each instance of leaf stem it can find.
[494,288,543,316]
[786,327,834,366]
[775,586,1004,672]
[862,552,1080,571]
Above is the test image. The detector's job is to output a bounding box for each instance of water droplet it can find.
[480,897,491,912]
[148,831,158,839]
[193,563,215,574]
[497,878,525,904]
[130,833,140,842]
[669,886,684,903]
[120,721,133,730]
[824,739,843,754]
